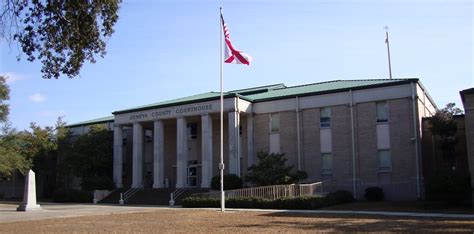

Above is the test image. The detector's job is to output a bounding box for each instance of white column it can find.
[247,114,254,168]
[132,122,144,188]
[153,120,164,188]
[113,125,123,188]
[201,114,213,188]
[228,111,240,175]
[176,117,188,188]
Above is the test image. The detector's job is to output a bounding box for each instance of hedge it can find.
[52,189,92,203]
[210,174,243,190]
[182,190,354,209]
[364,187,384,202]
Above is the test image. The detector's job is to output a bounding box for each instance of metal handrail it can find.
[169,187,187,206]
[192,181,331,201]
[119,188,140,204]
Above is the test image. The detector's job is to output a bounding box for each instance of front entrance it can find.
[187,160,199,187]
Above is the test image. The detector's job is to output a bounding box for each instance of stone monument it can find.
[17,169,41,211]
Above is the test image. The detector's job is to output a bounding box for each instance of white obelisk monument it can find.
[17,169,41,211]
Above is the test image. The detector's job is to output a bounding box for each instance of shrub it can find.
[326,190,354,205]
[81,176,116,191]
[182,191,354,209]
[364,187,384,201]
[425,173,471,203]
[210,174,243,190]
[181,197,220,208]
[291,171,309,183]
[245,151,308,186]
[53,189,92,203]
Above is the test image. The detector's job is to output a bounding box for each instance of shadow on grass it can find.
[325,201,474,214]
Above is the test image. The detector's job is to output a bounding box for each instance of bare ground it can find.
[0,209,473,233]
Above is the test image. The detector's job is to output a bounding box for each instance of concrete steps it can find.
[99,189,126,204]
[99,188,211,205]
[127,189,173,205]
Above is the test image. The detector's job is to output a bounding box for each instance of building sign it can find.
[125,104,215,122]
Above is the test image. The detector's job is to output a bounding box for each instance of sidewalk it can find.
[0,203,170,223]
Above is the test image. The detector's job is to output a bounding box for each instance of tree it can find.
[429,103,464,156]
[426,103,469,202]
[0,127,32,177]
[60,124,114,190]
[245,151,308,186]
[0,117,66,178]
[0,76,9,122]
[0,0,121,79]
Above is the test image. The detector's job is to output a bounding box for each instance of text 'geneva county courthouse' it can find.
[67,79,436,200]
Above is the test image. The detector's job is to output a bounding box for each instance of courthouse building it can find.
[67,78,437,200]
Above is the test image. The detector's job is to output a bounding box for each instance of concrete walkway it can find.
[0,203,172,223]
[1,202,473,223]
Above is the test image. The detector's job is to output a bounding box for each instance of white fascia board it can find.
[114,98,237,125]
[238,98,252,113]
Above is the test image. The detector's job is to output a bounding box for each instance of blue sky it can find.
[1,0,472,130]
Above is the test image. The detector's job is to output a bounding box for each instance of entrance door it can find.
[187,165,198,187]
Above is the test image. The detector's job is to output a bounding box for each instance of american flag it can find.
[221,13,252,65]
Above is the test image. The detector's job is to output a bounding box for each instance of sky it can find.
[0,0,472,130]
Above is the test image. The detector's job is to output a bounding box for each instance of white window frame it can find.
[320,107,331,128]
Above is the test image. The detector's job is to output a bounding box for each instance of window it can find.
[321,153,332,174]
[145,129,153,142]
[378,150,392,171]
[122,129,128,145]
[376,102,388,123]
[270,113,280,132]
[187,123,198,140]
[320,107,331,128]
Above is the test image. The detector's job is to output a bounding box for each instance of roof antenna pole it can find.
[384,26,393,80]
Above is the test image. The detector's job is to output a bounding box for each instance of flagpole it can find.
[219,7,225,213]
[385,26,393,80]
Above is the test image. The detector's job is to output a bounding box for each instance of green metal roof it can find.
[113,78,419,115]
[68,79,421,127]
[113,92,253,114]
[246,79,419,102]
[115,92,220,113]
[229,83,286,95]
[66,115,114,128]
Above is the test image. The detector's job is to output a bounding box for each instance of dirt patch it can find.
[0,209,473,233]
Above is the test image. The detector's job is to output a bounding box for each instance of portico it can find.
[112,94,253,189]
